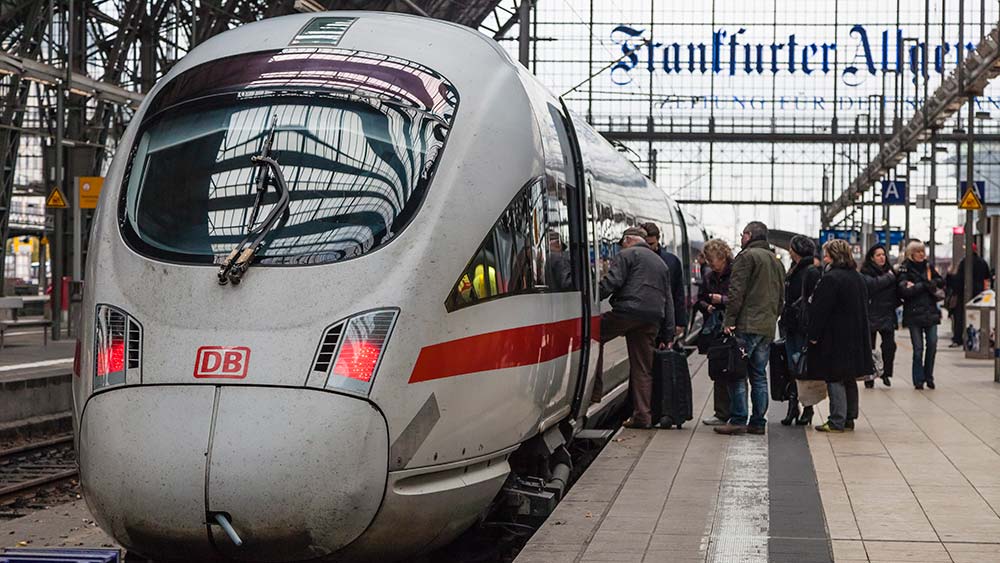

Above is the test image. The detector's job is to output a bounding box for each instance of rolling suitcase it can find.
[652,346,693,429]
[769,339,792,401]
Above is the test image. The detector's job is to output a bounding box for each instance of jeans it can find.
[827,379,859,429]
[871,329,896,378]
[908,325,938,386]
[728,333,771,428]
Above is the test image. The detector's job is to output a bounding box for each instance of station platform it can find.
[0,330,75,441]
[515,332,1000,563]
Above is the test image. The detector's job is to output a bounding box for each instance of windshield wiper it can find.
[217,117,291,286]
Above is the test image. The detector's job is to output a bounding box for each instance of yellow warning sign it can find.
[46,187,68,209]
[78,176,104,209]
[959,189,983,210]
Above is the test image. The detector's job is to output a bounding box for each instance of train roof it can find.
[151,12,519,107]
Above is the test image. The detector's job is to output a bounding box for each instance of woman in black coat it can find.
[779,235,822,426]
[808,239,874,433]
[897,241,945,389]
[860,244,897,388]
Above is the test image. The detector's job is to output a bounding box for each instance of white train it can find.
[72,11,705,562]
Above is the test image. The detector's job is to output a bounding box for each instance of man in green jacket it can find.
[714,221,785,436]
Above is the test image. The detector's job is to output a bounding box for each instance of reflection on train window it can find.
[446,178,575,312]
[120,48,458,266]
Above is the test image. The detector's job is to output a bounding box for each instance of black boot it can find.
[864,380,875,388]
[781,401,800,426]
[795,406,814,426]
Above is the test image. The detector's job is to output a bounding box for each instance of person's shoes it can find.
[702,416,728,426]
[623,418,652,429]
[747,426,766,435]
[780,402,800,426]
[795,406,814,426]
[713,424,747,436]
[815,422,844,433]
[949,341,962,348]
[864,380,875,389]
[844,420,855,431]
[915,384,924,390]
[881,375,892,387]
[926,380,936,390]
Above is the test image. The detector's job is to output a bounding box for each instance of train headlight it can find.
[94,304,142,390]
[311,309,397,397]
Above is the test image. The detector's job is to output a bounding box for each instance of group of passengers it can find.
[599,218,979,434]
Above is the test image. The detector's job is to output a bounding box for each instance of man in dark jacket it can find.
[599,227,673,429]
[641,222,688,345]
[715,222,785,436]
[953,246,993,347]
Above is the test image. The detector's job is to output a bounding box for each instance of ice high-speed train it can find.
[73,11,706,562]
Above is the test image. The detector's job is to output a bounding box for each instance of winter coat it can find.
[806,266,875,382]
[897,259,944,328]
[860,248,899,332]
[655,247,689,328]
[723,239,786,338]
[599,241,674,330]
[696,262,732,316]
[780,258,821,335]
[956,253,993,296]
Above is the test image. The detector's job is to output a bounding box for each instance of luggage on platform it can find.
[769,339,792,401]
[652,346,693,429]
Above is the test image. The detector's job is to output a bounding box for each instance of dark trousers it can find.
[600,311,659,426]
[713,380,731,421]
[951,305,964,345]
[827,378,859,430]
[870,329,896,378]
[909,325,938,386]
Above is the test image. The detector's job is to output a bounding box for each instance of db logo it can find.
[194,346,250,379]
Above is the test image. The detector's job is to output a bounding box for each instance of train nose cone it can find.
[206,387,388,562]
[79,386,388,562]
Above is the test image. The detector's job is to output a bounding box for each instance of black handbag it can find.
[707,334,748,381]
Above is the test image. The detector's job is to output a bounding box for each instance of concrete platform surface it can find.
[0,329,74,382]
[516,330,1000,563]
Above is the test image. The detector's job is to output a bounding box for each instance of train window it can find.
[446,178,575,312]
[119,48,458,266]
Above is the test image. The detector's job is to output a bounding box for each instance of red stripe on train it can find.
[408,317,599,384]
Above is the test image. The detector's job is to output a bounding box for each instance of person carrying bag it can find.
[694,239,735,426]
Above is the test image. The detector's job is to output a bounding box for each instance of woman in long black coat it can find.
[779,235,822,425]
[860,244,897,388]
[807,239,874,433]
[897,241,945,389]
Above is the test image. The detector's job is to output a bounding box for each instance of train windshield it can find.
[120,48,458,265]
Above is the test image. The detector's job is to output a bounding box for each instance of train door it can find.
[557,100,601,423]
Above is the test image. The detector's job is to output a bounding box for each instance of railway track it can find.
[0,435,78,505]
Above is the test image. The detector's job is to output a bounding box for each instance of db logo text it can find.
[194,346,250,379]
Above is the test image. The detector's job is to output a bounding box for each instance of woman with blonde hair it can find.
[897,240,945,389]
[695,238,734,426]
[807,239,874,432]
